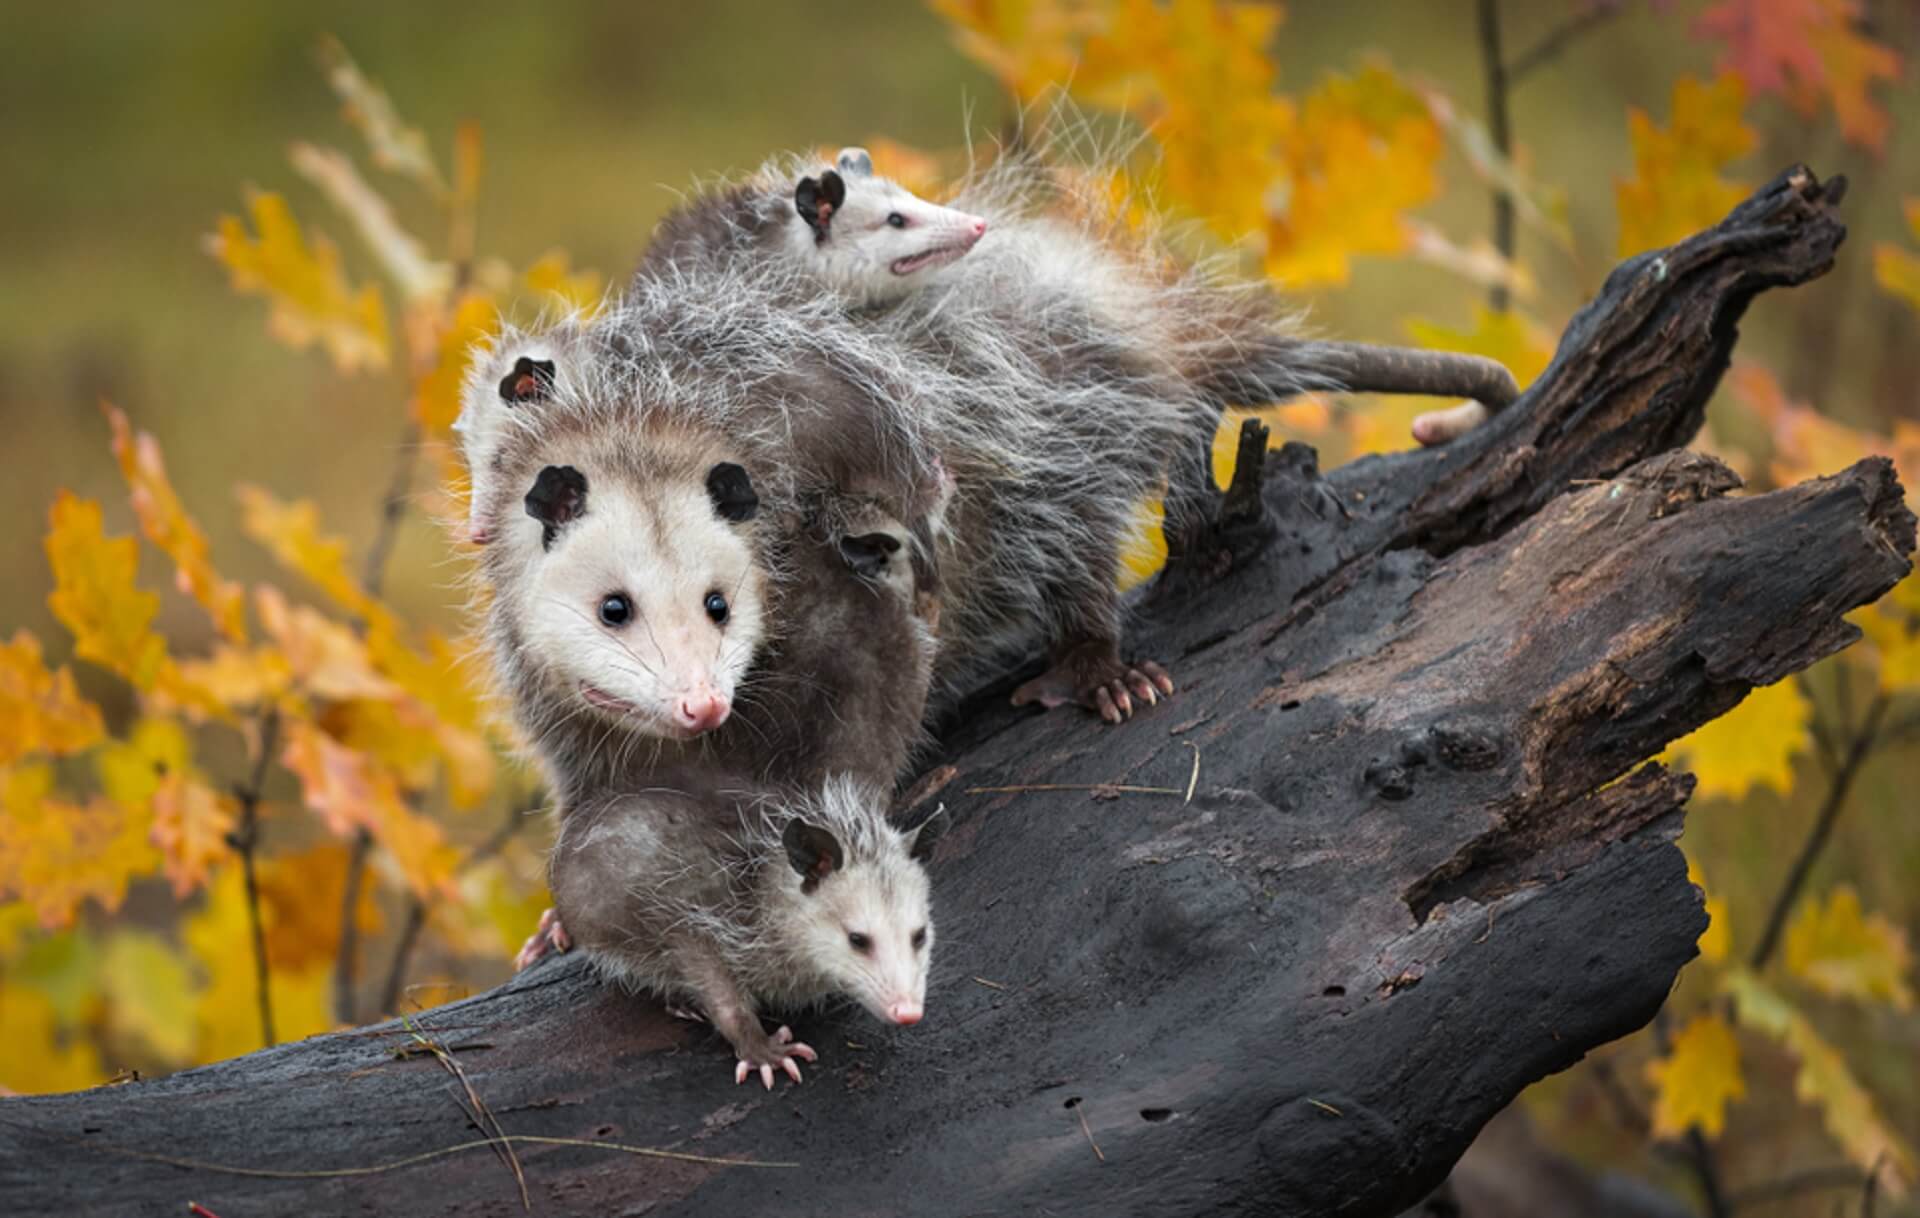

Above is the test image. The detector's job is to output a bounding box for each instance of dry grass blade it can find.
[401,1013,528,1212]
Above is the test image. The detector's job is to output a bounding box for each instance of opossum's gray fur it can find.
[553,773,934,1019]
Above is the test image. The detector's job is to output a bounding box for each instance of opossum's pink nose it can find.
[675,691,731,733]
[967,218,987,243]
[887,1001,923,1026]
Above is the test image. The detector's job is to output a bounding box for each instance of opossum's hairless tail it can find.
[1201,339,1521,412]
[1302,341,1522,409]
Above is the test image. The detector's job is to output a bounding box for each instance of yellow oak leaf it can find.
[99,930,197,1063]
[412,291,499,439]
[1645,1011,1745,1138]
[103,404,246,643]
[437,858,550,961]
[521,253,604,318]
[95,717,189,808]
[150,773,236,900]
[1663,677,1810,801]
[0,630,105,767]
[44,492,169,691]
[0,985,102,1094]
[929,0,1102,103]
[366,628,496,808]
[254,585,401,704]
[1725,969,1916,1196]
[1117,496,1167,593]
[208,190,390,373]
[1616,74,1755,257]
[0,763,157,929]
[235,485,395,634]
[1688,856,1732,964]
[1874,200,1920,314]
[256,843,382,971]
[1784,886,1915,1009]
[1856,570,1920,694]
[1265,63,1441,287]
[185,868,334,1063]
[173,643,294,712]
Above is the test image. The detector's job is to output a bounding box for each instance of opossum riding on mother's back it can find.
[620,124,1521,722]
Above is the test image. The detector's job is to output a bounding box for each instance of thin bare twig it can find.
[333,829,375,1026]
[1507,2,1621,83]
[229,708,282,1049]
[378,798,536,1015]
[963,783,1182,797]
[1475,0,1515,312]
[1750,694,1891,970]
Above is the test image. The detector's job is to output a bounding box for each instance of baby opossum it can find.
[636,146,989,309]
[548,773,940,1088]
[608,132,1520,723]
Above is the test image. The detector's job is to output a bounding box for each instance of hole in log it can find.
[1140,1108,1173,1122]
[1322,985,1345,997]
[596,1125,615,1137]
[1062,1096,1082,1110]
[1280,699,1301,711]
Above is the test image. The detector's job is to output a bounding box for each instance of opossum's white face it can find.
[789,148,988,306]
[515,461,767,741]
[784,809,941,1027]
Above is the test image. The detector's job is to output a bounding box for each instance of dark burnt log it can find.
[0,169,1906,1218]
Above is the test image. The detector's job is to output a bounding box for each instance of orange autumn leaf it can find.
[412,291,500,439]
[929,0,1103,103]
[0,630,105,767]
[44,492,170,692]
[1725,362,1920,494]
[1693,0,1901,153]
[207,190,391,373]
[254,586,400,705]
[257,843,383,971]
[1616,74,1755,257]
[103,403,247,644]
[235,485,396,634]
[364,629,496,808]
[520,253,604,318]
[280,718,458,898]
[173,643,294,713]
[0,763,157,930]
[149,774,236,900]
[1264,63,1442,287]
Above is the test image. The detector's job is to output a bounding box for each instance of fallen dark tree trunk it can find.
[1,168,1908,1218]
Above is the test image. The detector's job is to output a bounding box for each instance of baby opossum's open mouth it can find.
[579,682,704,740]
[891,244,971,276]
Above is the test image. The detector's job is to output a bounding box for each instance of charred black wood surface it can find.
[2,167,1907,1218]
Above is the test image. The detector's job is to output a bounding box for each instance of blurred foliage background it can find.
[1,1,1916,1214]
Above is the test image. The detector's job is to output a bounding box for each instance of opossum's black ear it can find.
[783,820,844,893]
[705,462,759,523]
[795,171,848,242]
[498,356,556,405]
[835,147,874,178]
[525,465,588,550]
[839,531,902,577]
[909,810,945,866]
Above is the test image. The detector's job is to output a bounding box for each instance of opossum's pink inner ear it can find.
[705,462,759,523]
[783,820,844,894]
[795,171,848,242]
[909,814,945,866]
[838,531,902,577]
[498,356,556,405]
[525,465,588,550]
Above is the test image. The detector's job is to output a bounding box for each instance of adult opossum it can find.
[463,334,948,1086]
[610,133,1520,721]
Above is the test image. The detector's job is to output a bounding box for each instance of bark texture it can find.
[2,167,1908,1218]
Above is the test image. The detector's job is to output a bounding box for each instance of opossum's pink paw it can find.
[733,1026,817,1090]
[513,908,570,972]
[1014,642,1172,724]
[1411,400,1490,447]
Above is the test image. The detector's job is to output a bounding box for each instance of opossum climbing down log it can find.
[618,132,1520,720]
[462,340,950,1086]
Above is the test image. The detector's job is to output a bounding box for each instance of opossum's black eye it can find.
[911,927,928,951]
[703,591,729,625]
[598,594,632,628]
[886,212,906,228]
[847,932,873,954]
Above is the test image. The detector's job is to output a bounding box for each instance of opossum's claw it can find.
[1125,671,1159,706]
[1139,660,1176,697]
[1014,640,1173,724]
[513,908,570,972]
[734,1026,815,1089]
